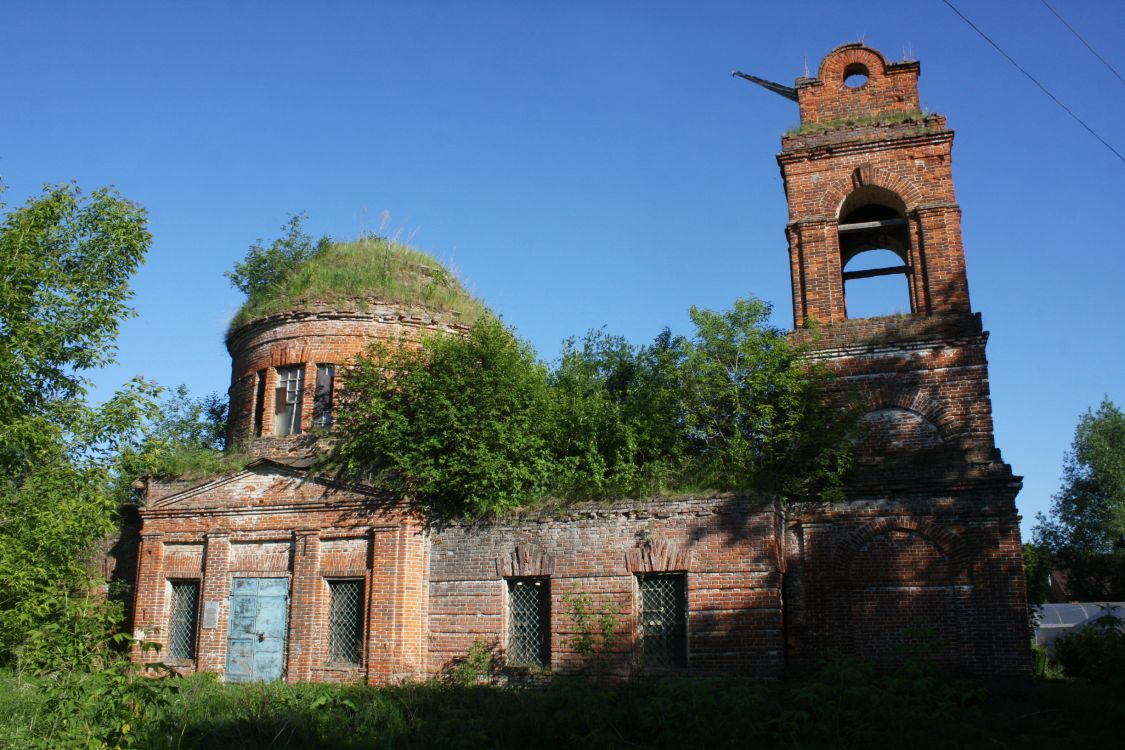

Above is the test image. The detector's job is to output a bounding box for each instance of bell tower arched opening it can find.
[838,187,913,319]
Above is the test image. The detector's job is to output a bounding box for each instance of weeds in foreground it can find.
[6,657,1124,749]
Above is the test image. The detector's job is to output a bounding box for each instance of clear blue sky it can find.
[3,2,1122,537]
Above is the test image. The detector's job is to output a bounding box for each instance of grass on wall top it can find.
[228,236,491,335]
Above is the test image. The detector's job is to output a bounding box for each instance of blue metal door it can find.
[226,578,289,682]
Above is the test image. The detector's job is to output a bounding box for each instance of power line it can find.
[942,0,1124,165]
[1040,0,1124,86]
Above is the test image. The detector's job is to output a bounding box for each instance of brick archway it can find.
[832,518,969,664]
[816,164,924,219]
[854,382,955,443]
[833,517,969,583]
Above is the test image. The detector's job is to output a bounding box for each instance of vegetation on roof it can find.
[332,297,857,519]
[226,215,490,335]
[785,109,927,136]
[115,385,252,483]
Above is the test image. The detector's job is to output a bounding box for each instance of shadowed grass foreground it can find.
[5,661,1122,749]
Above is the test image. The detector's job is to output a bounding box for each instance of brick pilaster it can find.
[287,529,321,682]
[132,531,164,665]
[196,532,231,674]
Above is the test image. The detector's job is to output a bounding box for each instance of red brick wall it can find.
[225,301,466,452]
[132,465,429,683]
[795,44,921,126]
[428,495,783,678]
[783,493,1029,675]
[133,486,785,682]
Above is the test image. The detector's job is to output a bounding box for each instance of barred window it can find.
[273,365,304,436]
[167,580,199,661]
[507,578,549,666]
[313,364,335,430]
[638,574,687,668]
[327,579,363,665]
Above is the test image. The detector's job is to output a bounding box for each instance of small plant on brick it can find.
[448,639,496,686]
[562,592,621,675]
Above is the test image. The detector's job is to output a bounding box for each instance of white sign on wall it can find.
[202,600,220,629]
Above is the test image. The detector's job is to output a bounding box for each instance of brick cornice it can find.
[778,128,953,164]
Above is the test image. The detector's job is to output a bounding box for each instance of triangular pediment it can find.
[143,458,388,513]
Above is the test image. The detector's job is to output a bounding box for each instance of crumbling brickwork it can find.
[428,495,783,677]
[129,42,1030,684]
[777,43,1029,674]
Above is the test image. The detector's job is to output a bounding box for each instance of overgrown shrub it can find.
[562,591,621,674]
[1053,613,1125,686]
[335,317,557,517]
[225,213,330,301]
[226,221,489,332]
[335,297,855,518]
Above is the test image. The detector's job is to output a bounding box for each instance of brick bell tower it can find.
[747,43,1030,674]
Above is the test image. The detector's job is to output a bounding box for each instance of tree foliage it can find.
[0,183,176,747]
[114,385,240,484]
[224,213,330,299]
[1034,398,1125,599]
[677,298,853,502]
[335,297,854,517]
[0,182,153,660]
[335,317,557,517]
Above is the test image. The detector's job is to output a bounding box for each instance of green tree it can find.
[113,385,240,486]
[549,329,668,499]
[225,213,330,299]
[0,183,171,748]
[335,296,853,517]
[678,297,854,502]
[0,182,153,657]
[334,317,556,517]
[1034,398,1125,599]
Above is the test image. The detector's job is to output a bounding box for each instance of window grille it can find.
[313,364,335,430]
[638,574,686,668]
[327,579,363,665]
[273,365,304,436]
[507,578,549,666]
[168,580,199,661]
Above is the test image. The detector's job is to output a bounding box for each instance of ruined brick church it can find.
[129,44,1030,682]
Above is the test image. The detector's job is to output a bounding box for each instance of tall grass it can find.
[228,237,491,334]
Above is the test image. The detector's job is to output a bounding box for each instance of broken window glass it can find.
[313,364,335,430]
[274,365,304,437]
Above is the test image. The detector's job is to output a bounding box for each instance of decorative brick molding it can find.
[495,544,554,577]
[815,164,925,219]
[624,540,692,573]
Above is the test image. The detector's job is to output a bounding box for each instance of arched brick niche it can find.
[854,408,944,461]
[833,518,968,664]
[225,300,467,454]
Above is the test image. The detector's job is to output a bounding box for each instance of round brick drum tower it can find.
[225,299,467,457]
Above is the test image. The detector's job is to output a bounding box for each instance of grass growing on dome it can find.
[228,235,491,334]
